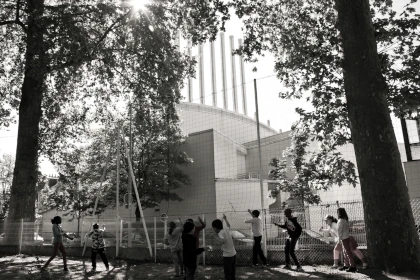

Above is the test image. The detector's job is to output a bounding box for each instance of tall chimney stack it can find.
[210,40,217,107]
[220,32,228,110]
[187,41,193,102]
[229,35,238,113]
[238,39,248,116]
[198,45,205,104]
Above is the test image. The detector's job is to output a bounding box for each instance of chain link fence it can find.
[1,198,420,266]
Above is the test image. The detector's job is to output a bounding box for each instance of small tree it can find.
[42,173,107,237]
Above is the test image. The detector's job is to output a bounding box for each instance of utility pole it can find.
[128,98,133,247]
[254,79,267,256]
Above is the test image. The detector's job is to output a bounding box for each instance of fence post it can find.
[154,217,157,263]
[202,214,206,266]
[19,219,24,254]
[120,219,123,249]
[80,218,84,246]
[116,218,119,257]
[263,209,268,257]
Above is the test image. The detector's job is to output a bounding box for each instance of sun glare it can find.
[130,0,150,11]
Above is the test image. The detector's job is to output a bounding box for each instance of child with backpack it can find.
[274,208,303,271]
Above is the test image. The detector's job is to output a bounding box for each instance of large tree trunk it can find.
[335,0,420,272]
[8,0,46,223]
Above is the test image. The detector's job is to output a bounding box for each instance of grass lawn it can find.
[0,255,417,280]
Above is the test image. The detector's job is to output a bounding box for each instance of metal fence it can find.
[1,198,420,266]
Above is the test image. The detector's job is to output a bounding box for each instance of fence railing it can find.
[1,198,419,265]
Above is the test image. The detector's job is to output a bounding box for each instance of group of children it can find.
[164,215,237,279]
[41,206,366,277]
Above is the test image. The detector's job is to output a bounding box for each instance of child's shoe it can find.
[283,264,291,269]
[346,267,357,273]
[338,266,348,271]
[362,263,369,269]
[296,265,303,271]
[106,265,109,271]
[331,264,339,269]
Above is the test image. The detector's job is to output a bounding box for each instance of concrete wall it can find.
[177,103,277,144]
[404,161,420,199]
[213,130,247,179]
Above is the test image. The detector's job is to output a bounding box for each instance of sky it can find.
[0,0,418,175]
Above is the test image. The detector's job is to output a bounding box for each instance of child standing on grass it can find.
[320,214,368,269]
[245,209,268,267]
[164,221,184,277]
[274,208,302,271]
[86,223,109,272]
[42,216,74,272]
[182,222,205,280]
[212,214,237,280]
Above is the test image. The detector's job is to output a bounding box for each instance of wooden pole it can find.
[82,129,115,256]
[121,128,153,257]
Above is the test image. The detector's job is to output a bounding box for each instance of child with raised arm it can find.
[274,208,302,271]
[245,209,268,267]
[212,214,237,280]
[186,216,206,268]
[86,223,109,272]
[42,216,74,272]
[182,222,205,279]
[164,221,184,277]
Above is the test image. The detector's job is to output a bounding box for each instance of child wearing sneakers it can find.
[274,208,302,271]
[245,209,268,267]
[86,223,109,272]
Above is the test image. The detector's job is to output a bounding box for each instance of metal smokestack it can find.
[199,45,205,104]
[230,35,238,112]
[210,40,217,107]
[238,39,248,116]
[187,41,193,102]
[220,32,228,110]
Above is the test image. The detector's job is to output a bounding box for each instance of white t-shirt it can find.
[322,222,339,242]
[164,228,183,251]
[218,228,237,257]
[245,217,262,237]
[337,219,350,240]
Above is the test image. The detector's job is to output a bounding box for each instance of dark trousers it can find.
[285,238,300,266]
[253,236,267,265]
[223,255,236,280]
[91,248,109,269]
[184,266,196,280]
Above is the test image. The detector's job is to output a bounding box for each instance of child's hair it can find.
[183,221,194,233]
[51,216,61,224]
[169,221,176,235]
[93,223,99,230]
[337,208,349,220]
[252,210,260,217]
[325,215,338,223]
[211,219,223,230]
[284,208,292,216]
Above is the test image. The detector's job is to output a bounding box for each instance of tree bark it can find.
[335,0,420,272]
[8,0,46,223]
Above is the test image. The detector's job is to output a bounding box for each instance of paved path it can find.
[0,255,417,280]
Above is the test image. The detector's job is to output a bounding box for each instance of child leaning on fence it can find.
[164,221,184,277]
[42,216,74,272]
[86,223,109,272]
[273,208,303,271]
